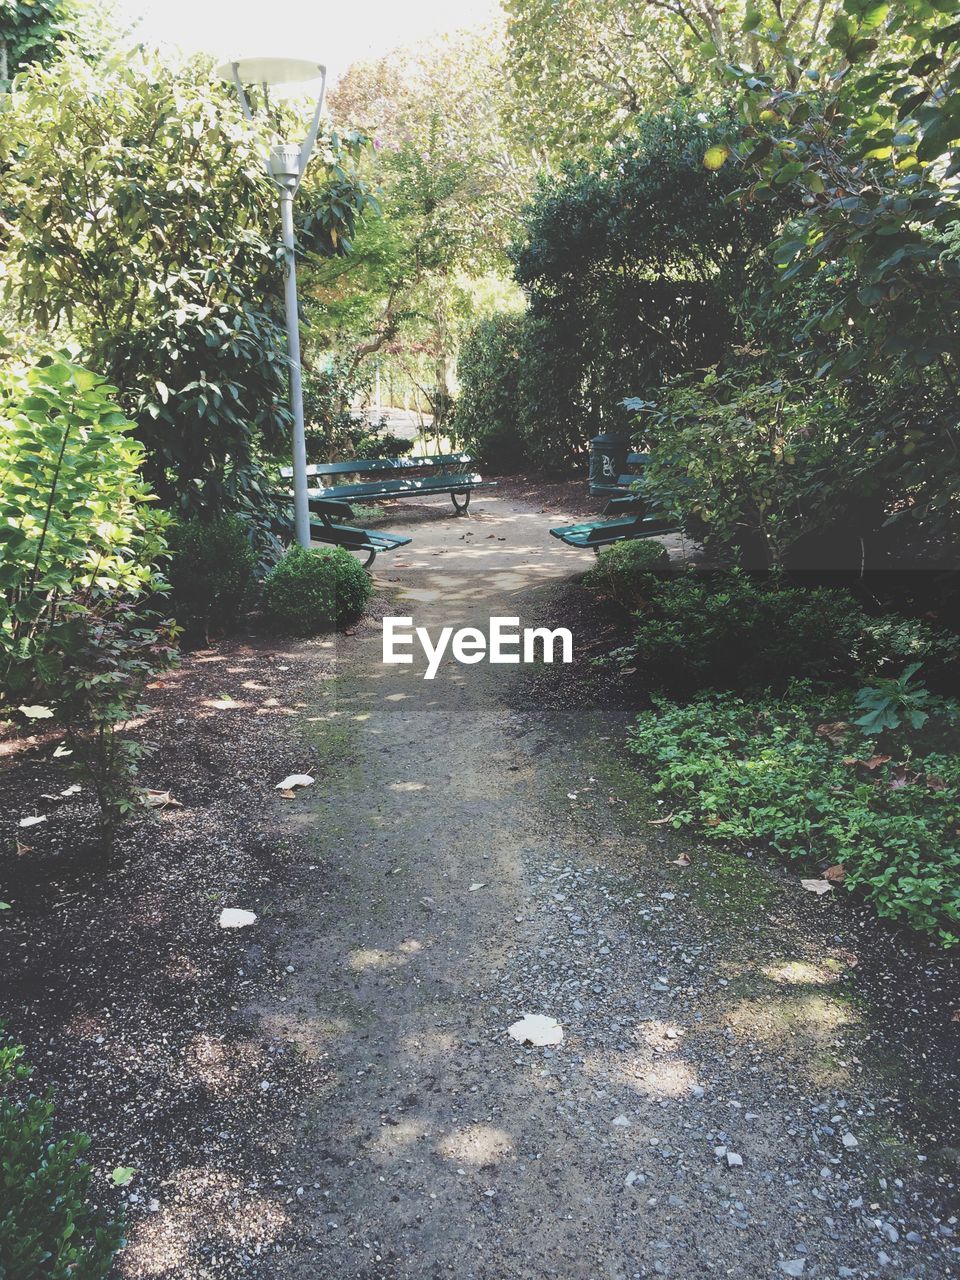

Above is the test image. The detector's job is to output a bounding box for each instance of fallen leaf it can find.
[705,816,722,827]
[18,705,54,720]
[888,765,919,790]
[801,878,833,896]
[0,902,10,911]
[468,882,486,892]
[111,1167,136,1187]
[278,789,296,799]
[647,814,677,825]
[141,789,182,809]
[275,774,314,791]
[18,815,46,828]
[726,1150,744,1168]
[844,754,891,771]
[816,721,851,744]
[926,775,947,791]
[823,864,846,884]
[671,853,692,867]
[60,784,82,798]
[507,1013,564,1047]
[52,743,72,758]
[218,908,256,929]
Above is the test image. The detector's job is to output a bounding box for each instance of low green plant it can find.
[0,1030,125,1278]
[583,539,670,610]
[853,663,933,736]
[167,515,257,641]
[610,571,865,690]
[628,683,960,946]
[261,546,371,634]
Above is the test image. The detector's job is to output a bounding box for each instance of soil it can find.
[1,486,958,1280]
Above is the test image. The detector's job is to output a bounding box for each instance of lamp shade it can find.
[217,57,324,87]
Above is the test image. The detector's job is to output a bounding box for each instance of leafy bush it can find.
[262,546,371,634]
[0,351,169,704]
[629,369,886,569]
[0,1031,125,1278]
[0,351,178,848]
[303,359,412,463]
[611,572,867,690]
[583,539,670,610]
[168,516,257,641]
[629,683,960,946]
[453,314,529,470]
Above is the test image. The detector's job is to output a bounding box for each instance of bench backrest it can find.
[280,453,474,481]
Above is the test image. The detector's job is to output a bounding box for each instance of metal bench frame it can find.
[280,453,496,514]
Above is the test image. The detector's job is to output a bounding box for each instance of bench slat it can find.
[280,453,475,479]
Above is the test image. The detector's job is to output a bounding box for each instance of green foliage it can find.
[302,359,411,463]
[490,104,776,468]
[629,368,887,567]
[853,662,933,734]
[1,49,374,519]
[0,0,64,86]
[583,538,670,609]
[0,350,168,702]
[0,1029,125,1277]
[503,0,854,160]
[628,683,960,945]
[452,313,528,469]
[0,350,178,848]
[261,546,371,634]
[611,572,871,689]
[167,516,257,641]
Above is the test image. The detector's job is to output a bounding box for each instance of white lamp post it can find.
[217,56,328,549]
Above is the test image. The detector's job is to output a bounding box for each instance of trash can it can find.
[588,432,630,495]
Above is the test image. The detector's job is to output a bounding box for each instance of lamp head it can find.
[217,57,325,88]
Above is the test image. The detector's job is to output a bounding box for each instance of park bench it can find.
[280,453,496,514]
[551,451,681,551]
[272,497,411,568]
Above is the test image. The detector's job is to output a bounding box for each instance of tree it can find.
[1,47,373,517]
[503,0,874,160]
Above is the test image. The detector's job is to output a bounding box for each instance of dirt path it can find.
[252,492,957,1280]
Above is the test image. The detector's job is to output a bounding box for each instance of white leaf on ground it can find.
[507,1013,563,1047]
[275,774,314,791]
[219,908,257,929]
[52,743,72,757]
[468,882,486,892]
[842,1132,859,1149]
[60,785,81,797]
[726,1151,744,1168]
[18,705,54,719]
[801,878,834,896]
[18,815,46,828]
[779,1261,806,1277]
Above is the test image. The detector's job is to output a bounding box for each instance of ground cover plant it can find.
[629,681,960,946]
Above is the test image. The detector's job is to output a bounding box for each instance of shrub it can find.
[0,1031,125,1278]
[628,683,960,946]
[0,351,169,705]
[611,572,867,690]
[261,546,371,634]
[167,516,257,641]
[453,314,529,470]
[583,539,670,610]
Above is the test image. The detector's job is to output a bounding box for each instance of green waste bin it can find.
[588,432,629,495]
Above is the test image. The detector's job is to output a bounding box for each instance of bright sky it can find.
[113,0,502,84]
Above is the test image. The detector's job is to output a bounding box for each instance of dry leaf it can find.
[672,853,692,867]
[647,813,677,825]
[219,908,256,929]
[18,815,46,828]
[507,1014,564,1047]
[801,878,834,896]
[275,774,314,791]
[18,705,54,720]
[823,864,846,884]
[141,790,182,809]
[816,721,851,745]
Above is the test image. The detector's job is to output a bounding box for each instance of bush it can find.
[453,314,529,470]
[167,516,257,640]
[583,539,670,609]
[0,1031,125,1278]
[611,572,867,690]
[628,683,960,946]
[262,546,371,634]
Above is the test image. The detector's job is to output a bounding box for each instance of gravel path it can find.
[248,492,957,1280]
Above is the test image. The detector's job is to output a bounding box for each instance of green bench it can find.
[272,497,411,568]
[551,452,680,551]
[280,453,496,514]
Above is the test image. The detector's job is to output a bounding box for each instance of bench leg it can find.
[363,548,377,569]
[451,490,471,514]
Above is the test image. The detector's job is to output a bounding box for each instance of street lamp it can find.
[217,56,328,549]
